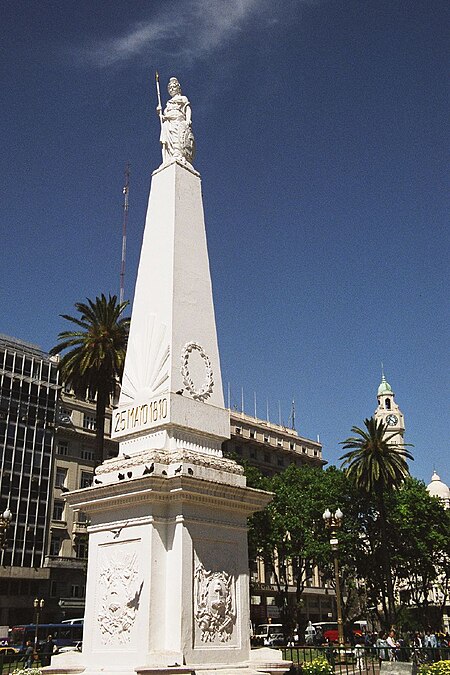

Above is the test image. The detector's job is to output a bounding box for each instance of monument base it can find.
[44,647,291,675]
[47,448,281,675]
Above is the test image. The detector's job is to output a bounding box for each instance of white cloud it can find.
[83,0,264,68]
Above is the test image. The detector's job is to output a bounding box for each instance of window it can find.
[385,398,391,410]
[59,408,72,424]
[249,430,255,439]
[264,452,271,463]
[80,447,94,461]
[75,539,88,559]
[277,457,284,467]
[70,584,85,598]
[250,449,257,459]
[57,442,69,456]
[77,511,88,523]
[52,501,64,521]
[235,426,242,435]
[302,446,307,454]
[277,439,283,447]
[55,467,67,488]
[251,595,262,605]
[264,435,269,443]
[83,414,96,431]
[49,535,61,556]
[290,442,295,450]
[80,472,92,488]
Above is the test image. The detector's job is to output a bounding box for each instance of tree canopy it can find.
[50,294,130,459]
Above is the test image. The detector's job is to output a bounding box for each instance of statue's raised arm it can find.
[157,76,195,166]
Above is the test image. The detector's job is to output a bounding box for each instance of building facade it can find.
[0,335,59,625]
[223,411,334,627]
[45,386,118,621]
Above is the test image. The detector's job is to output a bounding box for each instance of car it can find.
[58,641,82,653]
[0,646,20,663]
[266,633,285,647]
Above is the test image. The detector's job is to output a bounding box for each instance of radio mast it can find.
[119,163,130,305]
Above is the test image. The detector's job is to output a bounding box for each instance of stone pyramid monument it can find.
[45,77,288,675]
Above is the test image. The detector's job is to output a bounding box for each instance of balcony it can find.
[73,521,88,534]
[44,555,87,570]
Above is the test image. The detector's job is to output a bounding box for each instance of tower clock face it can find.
[386,414,398,426]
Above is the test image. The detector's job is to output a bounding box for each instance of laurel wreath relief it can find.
[181,342,214,402]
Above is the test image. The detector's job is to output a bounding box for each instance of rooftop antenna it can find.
[241,387,244,414]
[227,382,231,409]
[266,399,269,422]
[278,401,282,426]
[290,399,296,430]
[254,392,257,419]
[119,162,131,305]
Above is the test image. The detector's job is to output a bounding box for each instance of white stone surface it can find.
[43,153,286,675]
[43,467,271,675]
[114,161,227,455]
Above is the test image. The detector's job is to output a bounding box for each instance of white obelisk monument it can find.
[46,76,288,675]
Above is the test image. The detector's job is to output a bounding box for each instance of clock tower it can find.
[374,371,405,445]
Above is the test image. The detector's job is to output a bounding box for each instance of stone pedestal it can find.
[44,450,279,675]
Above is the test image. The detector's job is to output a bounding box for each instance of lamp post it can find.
[323,507,344,647]
[0,508,12,549]
[34,598,44,647]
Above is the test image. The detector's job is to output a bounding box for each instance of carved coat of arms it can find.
[97,549,142,644]
[194,562,236,642]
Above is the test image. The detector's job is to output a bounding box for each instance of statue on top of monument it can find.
[156,74,196,166]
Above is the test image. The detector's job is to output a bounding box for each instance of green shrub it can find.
[301,657,334,675]
[419,661,450,675]
[12,668,42,675]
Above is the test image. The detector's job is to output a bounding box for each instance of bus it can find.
[10,622,83,653]
[310,622,366,644]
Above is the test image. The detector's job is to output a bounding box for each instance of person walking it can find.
[40,634,55,666]
[24,640,35,668]
[387,630,400,661]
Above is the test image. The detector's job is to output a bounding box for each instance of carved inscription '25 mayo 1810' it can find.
[112,396,169,439]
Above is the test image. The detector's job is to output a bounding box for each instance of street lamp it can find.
[34,598,45,647]
[323,507,344,647]
[0,508,12,549]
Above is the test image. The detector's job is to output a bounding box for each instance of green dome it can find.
[377,374,393,396]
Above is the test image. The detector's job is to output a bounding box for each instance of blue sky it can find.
[1,1,448,487]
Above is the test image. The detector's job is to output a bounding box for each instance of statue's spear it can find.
[155,71,163,129]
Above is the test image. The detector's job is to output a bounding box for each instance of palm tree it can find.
[50,294,130,460]
[339,416,413,627]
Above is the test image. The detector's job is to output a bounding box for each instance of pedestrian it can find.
[24,640,35,668]
[386,630,400,661]
[40,634,55,666]
[376,631,388,666]
[355,642,365,671]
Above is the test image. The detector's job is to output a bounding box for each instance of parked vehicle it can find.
[309,621,364,644]
[252,624,284,647]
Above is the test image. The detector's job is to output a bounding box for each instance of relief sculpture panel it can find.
[194,561,236,644]
[96,541,143,646]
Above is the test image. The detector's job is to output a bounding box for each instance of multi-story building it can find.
[223,411,333,627]
[0,334,119,626]
[224,410,324,475]
[45,385,118,621]
[0,334,59,625]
